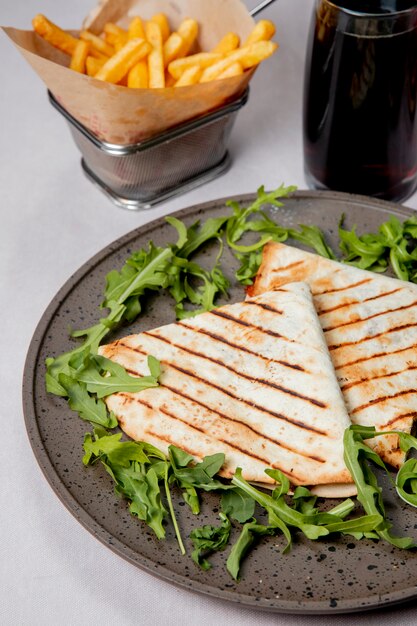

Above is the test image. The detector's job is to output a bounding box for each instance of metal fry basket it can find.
[49,90,249,210]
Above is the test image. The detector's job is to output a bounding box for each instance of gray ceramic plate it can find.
[23,191,417,615]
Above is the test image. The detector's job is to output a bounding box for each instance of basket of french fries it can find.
[3,0,278,208]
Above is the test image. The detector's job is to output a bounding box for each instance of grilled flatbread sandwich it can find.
[99,282,354,493]
[250,242,417,469]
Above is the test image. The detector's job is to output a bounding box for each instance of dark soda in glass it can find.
[303,0,417,202]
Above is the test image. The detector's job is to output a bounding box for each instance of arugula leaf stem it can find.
[164,463,186,556]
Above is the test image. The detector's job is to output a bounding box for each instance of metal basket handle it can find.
[249,0,277,16]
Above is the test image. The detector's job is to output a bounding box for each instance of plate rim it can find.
[22,189,417,615]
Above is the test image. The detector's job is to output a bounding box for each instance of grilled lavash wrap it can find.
[249,242,417,469]
[99,282,354,495]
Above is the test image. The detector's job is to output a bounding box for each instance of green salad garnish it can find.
[45,184,417,579]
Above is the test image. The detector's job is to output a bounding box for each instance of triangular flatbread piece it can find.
[250,242,417,469]
[99,282,354,491]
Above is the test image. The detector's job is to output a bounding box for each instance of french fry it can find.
[150,13,170,43]
[168,52,222,80]
[163,32,184,67]
[174,65,202,87]
[244,19,276,46]
[233,40,278,69]
[32,14,79,55]
[114,36,128,52]
[94,38,151,84]
[85,55,105,76]
[212,32,240,55]
[200,40,277,82]
[216,61,243,80]
[176,18,199,57]
[80,30,114,57]
[146,21,165,88]
[128,16,146,40]
[127,60,149,88]
[32,12,277,87]
[104,23,128,48]
[88,48,109,61]
[70,40,90,73]
[199,58,231,83]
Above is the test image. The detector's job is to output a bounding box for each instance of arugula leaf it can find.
[343,426,416,549]
[190,512,231,570]
[46,301,126,390]
[220,487,256,523]
[170,254,229,320]
[165,216,188,249]
[83,429,169,540]
[396,459,417,507]
[118,464,167,539]
[234,249,264,285]
[226,520,275,581]
[169,447,228,491]
[168,446,200,514]
[232,468,329,539]
[266,468,291,499]
[226,184,295,246]
[82,431,164,466]
[175,216,229,258]
[233,467,383,542]
[76,354,160,398]
[103,243,173,310]
[338,214,417,280]
[59,374,117,428]
[292,486,319,516]
[339,221,386,270]
[288,224,336,259]
[327,498,355,519]
[232,469,330,540]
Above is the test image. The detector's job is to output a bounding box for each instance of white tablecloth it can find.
[2,1,417,624]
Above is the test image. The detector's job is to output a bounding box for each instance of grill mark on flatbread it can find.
[177,320,296,354]
[327,322,417,351]
[323,300,417,332]
[161,385,326,461]
[143,330,305,372]
[340,365,417,391]
[383,412,417,429]
[243,301,283,315]
[137,396,208,435]
[120,323,306,373]
[177,322,300,361]
[351,388,417,414]
[315,278,372,296]
[271,260,304,273]
[145,430,204,461]
[143,331,324,407]
[318,288,403,316]
[334,343,417,370]
[278,361,306,371]
[215,437,303,481]
[208,309,291,341]
[118,358,326,463]
[134,397,305,478]
[164,361,330,434]
[116,341,330,437]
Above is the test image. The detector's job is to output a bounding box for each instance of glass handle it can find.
[249,0,277,16]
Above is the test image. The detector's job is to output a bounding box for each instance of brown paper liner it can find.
[2,0,259,144]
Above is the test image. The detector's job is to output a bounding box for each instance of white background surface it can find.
[2,1,417,624]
